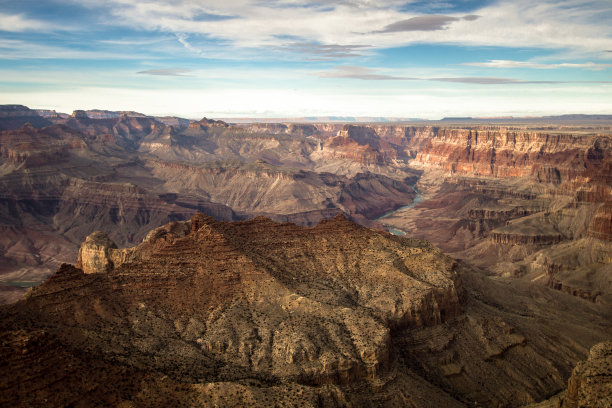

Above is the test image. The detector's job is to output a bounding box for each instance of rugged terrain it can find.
[1,214,609,407]
[0,105,610,406]
[0,107,420,297]
[1,106,611,305]
[378,126,612,306]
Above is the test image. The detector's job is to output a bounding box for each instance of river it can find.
[377,185,422,236]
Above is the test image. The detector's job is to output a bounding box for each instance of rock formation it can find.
[0,105,51,130]
[0,103,609,394]
[0,119,424,301]
[1,214,609,407]
[76,231,118,274]
[563,341,612,408]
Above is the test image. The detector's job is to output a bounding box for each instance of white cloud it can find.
[138,68,192,76]
[464,60,612,71]
[314,65,415,80]
[0,39,157,60]
[0,13,56,32]
[70,0,612,56]
[175,33,205,56]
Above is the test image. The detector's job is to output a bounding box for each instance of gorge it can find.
[0,105,610,406]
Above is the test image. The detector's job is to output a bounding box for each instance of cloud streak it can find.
[463,60,612,71]
[67,0,612,56]
[430,77,560,84]
[0,13,56,32]
[373,14,480,33]
[176,33,204,56]
[0,39,155,60]
[280,43,369,60]
[137,68,192,76]
[313,67,611,84]
[314,66,415,80]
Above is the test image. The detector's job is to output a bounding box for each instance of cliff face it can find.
[0,123,88,165]
[412,128,605,182]
[319,125,396,165]
[0,105,51,130]
[588,203,612,241]
[562,341,612,408]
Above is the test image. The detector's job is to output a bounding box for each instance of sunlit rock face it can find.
[76,231,118,274]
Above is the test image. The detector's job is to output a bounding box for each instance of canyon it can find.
[1,214,609,406]
[0,105,610,406]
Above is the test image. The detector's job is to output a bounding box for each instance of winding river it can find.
[377,185,422,236]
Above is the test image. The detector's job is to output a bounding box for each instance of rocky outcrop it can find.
[0,105,51,130]
[563,341,612,408]
[76,231,118,274]
[0,123,88,165]
[199,117,228,127]
[412,127,611,183]
[1,214,610,407]
[76,221,194,274]
[0,214,466,406]
[153,116,191,128]
[491,231,564,246]
[547,278,601,303]
[588,203,612,241]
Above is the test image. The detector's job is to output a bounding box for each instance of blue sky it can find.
[0,0,611,118]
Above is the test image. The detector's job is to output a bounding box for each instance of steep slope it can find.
[1,215,609,407]
[0,121,421,302]
[1,107,610,309]
[0,124,236,295]
[380,126,612,304]
[148,160,417,221]
[562,341,612,408]
[0,105,51,130]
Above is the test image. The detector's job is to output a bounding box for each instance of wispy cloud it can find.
[430,77,560,84]
[0,13,56,32]
[314,65,415,80]
[281,43,369,60]
[464,60,612,71]
[137,68,192,76]
[429,77,610,84]
[312,67,572,84]
[68,0,612,55]
[175,33,204,56]
[0,39,155,60]
[373,14,480,33]
[100,38,173,46]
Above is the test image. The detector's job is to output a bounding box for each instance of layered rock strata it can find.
[1,215,610,407]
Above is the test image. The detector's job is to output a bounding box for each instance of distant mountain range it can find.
[2,104,610,126]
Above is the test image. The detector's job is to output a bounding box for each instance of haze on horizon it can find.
[1,0,611,119]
